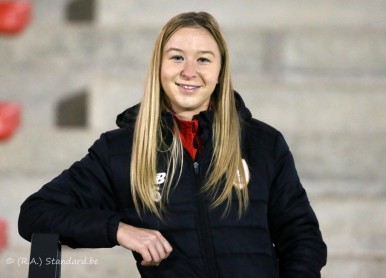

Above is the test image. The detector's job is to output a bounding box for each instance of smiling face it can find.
[160,27,222,120]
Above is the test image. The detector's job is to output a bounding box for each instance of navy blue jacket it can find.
[19,92,327,277]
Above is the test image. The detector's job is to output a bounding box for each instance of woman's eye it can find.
[171,55,184,61]
[198,57,210,63]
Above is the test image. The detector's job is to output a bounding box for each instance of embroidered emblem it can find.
[234,159,250,189]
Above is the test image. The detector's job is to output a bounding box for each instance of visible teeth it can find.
[178,84,197,89]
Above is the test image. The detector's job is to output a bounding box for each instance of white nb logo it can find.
[153,172,166,202]
[156,173,166,184]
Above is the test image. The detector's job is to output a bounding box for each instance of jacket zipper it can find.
[193,161,219,278]
[193,161,199,175]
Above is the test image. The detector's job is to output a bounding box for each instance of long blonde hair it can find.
[130,12,249,218]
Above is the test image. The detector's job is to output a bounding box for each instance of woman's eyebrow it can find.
[199,50,216,56]
[165,47,183,53]
[165,47,216,56]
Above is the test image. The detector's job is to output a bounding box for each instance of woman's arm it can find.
[18,133,121,248]
[268,132,327,277]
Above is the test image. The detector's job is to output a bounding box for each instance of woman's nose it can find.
[180,62,197,79]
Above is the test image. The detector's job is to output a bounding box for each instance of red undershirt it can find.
[173,115,202,161]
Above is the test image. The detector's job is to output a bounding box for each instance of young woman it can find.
[19,12,327,277]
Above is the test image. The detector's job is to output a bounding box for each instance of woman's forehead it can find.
[163,27,220,54]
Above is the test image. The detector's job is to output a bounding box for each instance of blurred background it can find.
[1,0,385,277]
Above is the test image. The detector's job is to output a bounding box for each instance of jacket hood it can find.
[115,91,252,128]
[234,91,252,121]
[116,103,140,128]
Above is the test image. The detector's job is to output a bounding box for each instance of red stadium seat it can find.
[0,102,21,141]
[0,0,32,35]
[0,219,7,252]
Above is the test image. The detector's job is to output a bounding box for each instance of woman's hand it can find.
[117,222,173,266]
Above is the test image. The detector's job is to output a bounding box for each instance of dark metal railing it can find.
[28,233,61,278]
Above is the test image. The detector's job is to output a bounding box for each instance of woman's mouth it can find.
[176,83,201,90]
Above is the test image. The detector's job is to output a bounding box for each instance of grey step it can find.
[89,74,144,130]
[2,24,386,79]
[31,0,386,30]
[30,0,386,28]
[233,80,386,134]
[305,178,386,255]
[279,30,386,81]
[0,128,102,176]
[322,251,386,278]
[96,0,386,30]
[289,132,386,181]
[0,174,57,248]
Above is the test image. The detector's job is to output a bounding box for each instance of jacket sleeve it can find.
[18,133,122,248]
[268,132,327,277]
